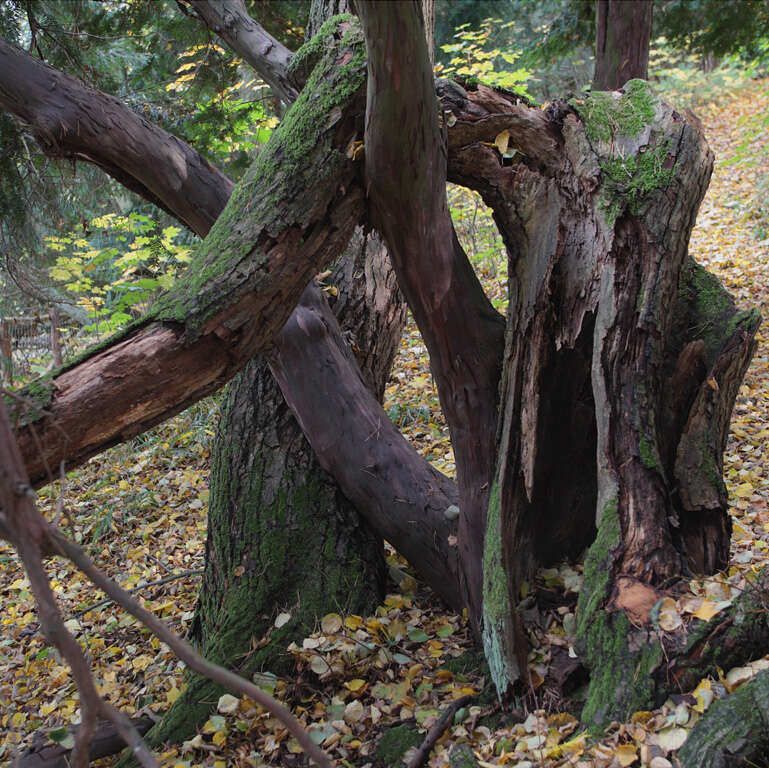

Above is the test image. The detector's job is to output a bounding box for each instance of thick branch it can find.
[0,39,233,237]
[1,19,463,606]
[187,0,298,103]
[357,0,505,628]
[269,283,461,608]
[10,17,367,486]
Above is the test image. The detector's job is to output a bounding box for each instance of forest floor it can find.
[2,81,769,768]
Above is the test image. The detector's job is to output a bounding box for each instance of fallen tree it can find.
[1,1,765,762]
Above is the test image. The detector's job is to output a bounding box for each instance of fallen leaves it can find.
[2,78,769,768]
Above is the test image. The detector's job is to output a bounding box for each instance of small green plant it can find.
[47,212,192,332]
[435,19,534,100]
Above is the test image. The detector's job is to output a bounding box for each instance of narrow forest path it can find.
[1,81,769,768]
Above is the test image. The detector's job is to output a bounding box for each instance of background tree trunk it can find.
[593,0,653,91]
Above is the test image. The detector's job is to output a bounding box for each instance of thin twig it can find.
[70,568,204,618]
[52,530,333,768]
[0,397,333,768]
[406,694,474,768]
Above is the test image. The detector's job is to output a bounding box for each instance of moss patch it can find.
[578,610,663,731]
[570,79,657,146]
[150,15,367,336]
[376,724,422,767]
[570,80,675,226]
[482,481,519,695]
[575,497,664,729]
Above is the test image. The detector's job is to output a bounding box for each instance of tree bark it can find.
[186,0,298,104]
[0,19,464,608]
[593,0,653,91]
[357,0,506,633]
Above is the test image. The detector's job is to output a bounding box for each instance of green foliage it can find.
[435,18,534,99]
[655,0,769,63]
[448,186,508,313]
[46,213,191,331]
[649,39,763,110]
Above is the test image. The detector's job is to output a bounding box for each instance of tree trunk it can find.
[593,0,653,91]
[357,0,506,634]
[457,76,760,722]
[149,223,410,743]
[150,1,413,741]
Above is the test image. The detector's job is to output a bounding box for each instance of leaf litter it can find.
[2,81,769,767]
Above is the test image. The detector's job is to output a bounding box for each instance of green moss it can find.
[675,259,761,367]
[570,79,657,146]
[150,15,367,335]
[576,496,664,729]
[639,432,658,470]
[482,481,519,694]
[600,140,676,220]
[482,482,509,622]
[570,81,675,226]
[576,497,619,637]
[578,610,663,730]
[450,744,480,768]
[376,724,422,767]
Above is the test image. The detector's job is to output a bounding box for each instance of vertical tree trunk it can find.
[0,319,12,385]
[147,229,406,743]
[593,0,653,91]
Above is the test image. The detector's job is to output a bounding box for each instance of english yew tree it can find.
[1,0,767,764]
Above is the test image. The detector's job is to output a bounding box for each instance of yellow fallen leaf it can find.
[693,679,714,713]
[495,130,510,155]
[657,597,682,631]
[321,612,342,633]
[345,679,366,692]
[734,482,754,499]
[692,600,721,622]
[615,743,637,767]
[211,729,226,746]
[345,615,363,630]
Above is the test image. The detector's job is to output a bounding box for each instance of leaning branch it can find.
[9,18,368,486]
[186,0,298,103]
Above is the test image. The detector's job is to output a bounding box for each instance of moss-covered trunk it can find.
[148,228,405,743]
